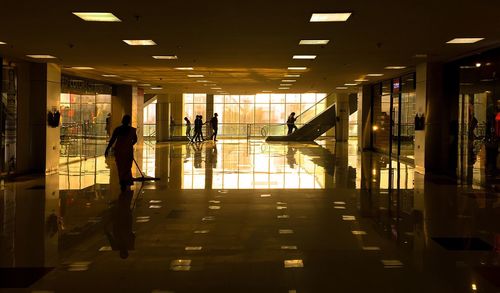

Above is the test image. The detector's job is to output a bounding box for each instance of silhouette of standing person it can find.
[105,114,137,191]
[287,112,298,135]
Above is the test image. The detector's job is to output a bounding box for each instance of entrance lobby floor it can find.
[1,139,500,292]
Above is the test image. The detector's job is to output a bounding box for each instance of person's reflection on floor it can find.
[105,190,135,259]
[286,146,297,168]
[193,143,203,169]
[211,144,218,169]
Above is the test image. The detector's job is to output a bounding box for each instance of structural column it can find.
[415,62,458,175]
[156,94,183,141]
[335,93,350,142]
[358,86,373,151]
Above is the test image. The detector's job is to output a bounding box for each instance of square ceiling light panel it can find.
[299,40,329,45]
[293,55,317,60]
[153,55,178,60]
[71,67,94,70]
[123,40,157,46]
[310,13,351,22]
[447,38,484,44]
[288,67,307,70]
[27,55,57,59]
[73,12,121,22]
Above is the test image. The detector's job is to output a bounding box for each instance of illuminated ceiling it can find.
[0,0,498,94]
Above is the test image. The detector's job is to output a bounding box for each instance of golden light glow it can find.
[372,125,379,131]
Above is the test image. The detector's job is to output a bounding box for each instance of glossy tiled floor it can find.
[1,139,500,292]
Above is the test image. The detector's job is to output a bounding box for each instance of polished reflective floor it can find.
[1,139,500,292]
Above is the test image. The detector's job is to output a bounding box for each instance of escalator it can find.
[266,102,337,142]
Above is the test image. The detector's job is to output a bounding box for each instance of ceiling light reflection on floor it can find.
[279,229,294,234]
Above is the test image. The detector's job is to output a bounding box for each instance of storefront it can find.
[59,76,112,159]
[0,59,17,175]
[371,73,416,163]
[453,47,500,186]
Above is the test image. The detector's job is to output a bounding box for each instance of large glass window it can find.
[205,93,327,137]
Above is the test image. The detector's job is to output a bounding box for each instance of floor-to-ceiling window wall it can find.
[183,93,327,137]
[143,99,157,139]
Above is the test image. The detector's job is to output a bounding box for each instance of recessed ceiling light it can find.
[197,80,209,83]
[336,86,348,90]
[279,87,290,90]
[102,74,119,77]
[299,40,329,45]
[123,79,137,82]
[344,83,359,86]
[26,55,57,59]
[73,12,121,22]
[262,90,273,93]
[152,55,178,60]
[310,13,352,22]
[175,67,194,70]
[367,73,384,77]
[285,74,300,77]
[187,74,204,78]
[282,80,296,82]
[280,84,292,86]
[414,54,428,58]
[288,67,307,70]
[447,38,484,44]
[211,87,222,90]
[151,87,163,90]
[0,41,6,45]
[385,66,407,70]
[71,67,94,70]
[293,55,317,60]
[123,40,156,46]
[355,79,369,82]
[139,83,151,86]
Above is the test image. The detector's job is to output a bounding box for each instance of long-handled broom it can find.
[132,158,160,182]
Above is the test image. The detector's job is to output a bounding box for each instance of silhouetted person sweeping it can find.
[105,114,137,191]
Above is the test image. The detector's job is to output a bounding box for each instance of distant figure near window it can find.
[184,117,192,140]
[105,114,137,191]
[210,113,219,141]
[105,113,112,138]
[287,112,298,135]
[170,116,175,137]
